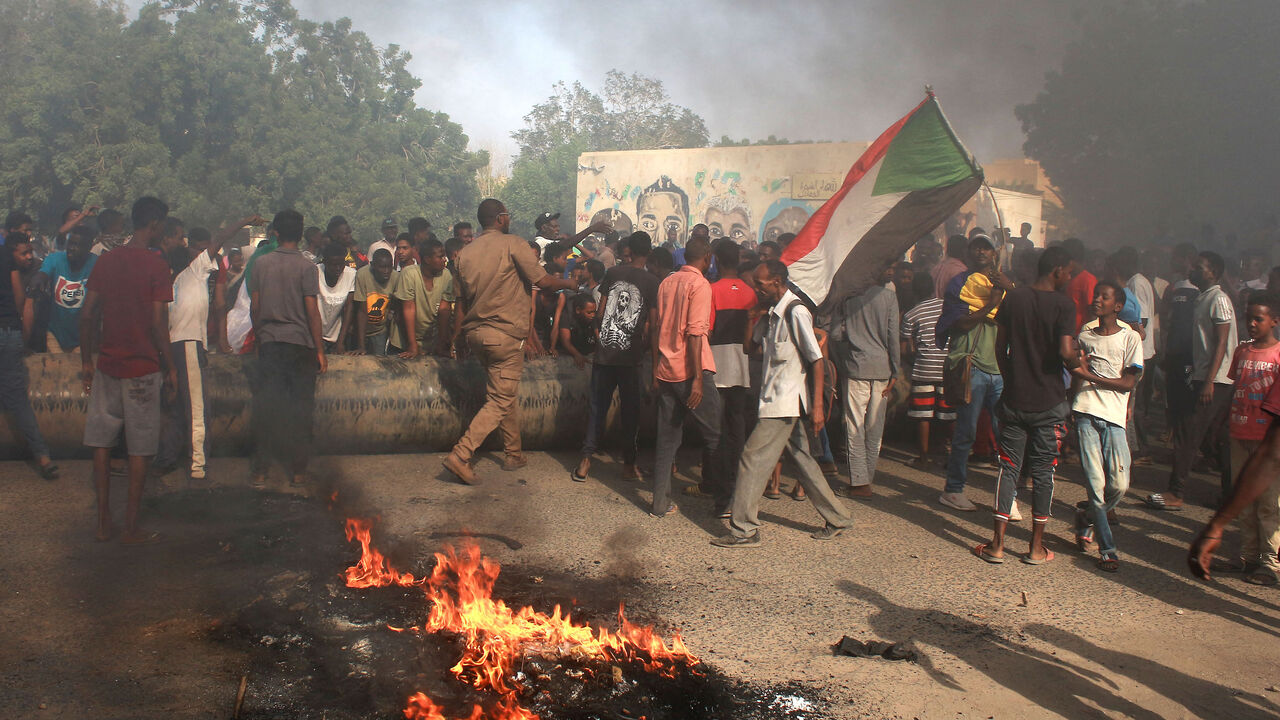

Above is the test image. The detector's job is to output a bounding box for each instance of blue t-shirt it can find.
[40,252,96,349]
[1120,291,1141,327]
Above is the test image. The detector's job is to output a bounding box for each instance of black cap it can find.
[382,217,398,228]
[535,212,560,231]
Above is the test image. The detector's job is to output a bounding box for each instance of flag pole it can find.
[983,179,1012,271]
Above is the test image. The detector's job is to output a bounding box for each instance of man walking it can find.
[444,200,581,484]
[831,265,899,498]
[650,236,720,518]
[1147,251,1237,510]
[712,260,852,547]
[973,247,1079,564]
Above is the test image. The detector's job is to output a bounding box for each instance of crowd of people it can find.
[1,201,1278,584]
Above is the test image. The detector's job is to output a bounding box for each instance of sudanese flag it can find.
[782,93,983,311]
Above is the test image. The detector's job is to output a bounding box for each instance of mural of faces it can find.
[705,205,751,244]
[760,206,811,245]
[637,177,689,246]
[590,208,633,240]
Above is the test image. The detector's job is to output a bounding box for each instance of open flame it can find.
[343,518,421,588]
[343,518,699,720]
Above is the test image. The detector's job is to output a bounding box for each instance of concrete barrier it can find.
[3,353,599,459]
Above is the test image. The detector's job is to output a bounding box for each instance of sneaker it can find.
[810,524,846,541]
[443,453,478,485]
[711,532,761,548]
[938,492,977,511]
[1245,568,1279,586]
[1008,501,1023,522]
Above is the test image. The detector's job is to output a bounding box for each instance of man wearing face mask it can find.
[711,259,852,547]
[1147,251,1237,511]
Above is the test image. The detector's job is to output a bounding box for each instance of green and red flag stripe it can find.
[782,93,983,310]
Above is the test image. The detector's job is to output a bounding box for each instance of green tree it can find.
[504,70,708,237]
[1016,0,1280,241]
[0,0,486,246]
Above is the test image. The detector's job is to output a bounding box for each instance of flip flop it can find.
[1097,557,1120,573]
[1021,550,1056,565]
[571,471,588,482]
[973,542,1004,564]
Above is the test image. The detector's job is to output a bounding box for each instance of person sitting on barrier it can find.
[556,292,598,369]
[351,249,398,356]
[393,238,456,359]
[317,241,356,354]
[27,225,97,353]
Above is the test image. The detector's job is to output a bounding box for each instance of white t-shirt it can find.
[1193,285,1237,385]
[1126,273,1156,360]
[169,252,220,345]
[1073,323,1143,427]
[317,265,357,343]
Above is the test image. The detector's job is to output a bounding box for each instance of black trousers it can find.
[250,342,318,475]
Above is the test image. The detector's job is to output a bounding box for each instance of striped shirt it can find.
[902,297,947,384]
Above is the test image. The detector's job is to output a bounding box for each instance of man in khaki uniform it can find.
[444,199,582,483]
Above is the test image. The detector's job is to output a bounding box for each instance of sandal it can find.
[1097,557,1120,573]
[972,542,1004,564]
[38,462,60,481]
[1144,493,1184,511]
[1021,550,1056,565]
[789,485,807,501]
[572,457,590,483]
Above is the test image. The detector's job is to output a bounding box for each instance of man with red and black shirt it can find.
[703,239,756,516]
[80,196,176,545]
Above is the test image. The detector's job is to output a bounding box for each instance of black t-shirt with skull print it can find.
[594,264,659,367]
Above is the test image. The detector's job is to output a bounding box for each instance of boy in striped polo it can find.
[902,273,955,477]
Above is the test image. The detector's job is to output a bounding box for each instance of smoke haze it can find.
[258,0,1085,164]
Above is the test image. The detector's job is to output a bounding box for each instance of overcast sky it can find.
[164,1,1088,167]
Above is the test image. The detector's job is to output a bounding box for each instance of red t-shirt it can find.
[88,245,173,378]
[1067,270,1097,332]
[1231,341,1280,440]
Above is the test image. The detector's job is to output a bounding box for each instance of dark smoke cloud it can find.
[137,0,1087,164]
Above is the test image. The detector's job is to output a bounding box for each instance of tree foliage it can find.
[504,71,708,237]
[1016,0,1280,240]
[0,0,486,242]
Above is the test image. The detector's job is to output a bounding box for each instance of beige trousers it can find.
[452,326,524,463]
[1230,437,1280,570]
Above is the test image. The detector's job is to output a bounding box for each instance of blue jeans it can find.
[1075,412,1130,559]
[0,328,49,459]
[944,367,1003,494]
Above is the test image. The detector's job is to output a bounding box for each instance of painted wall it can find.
[575,143,871,248]
[575,144,1044,251]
